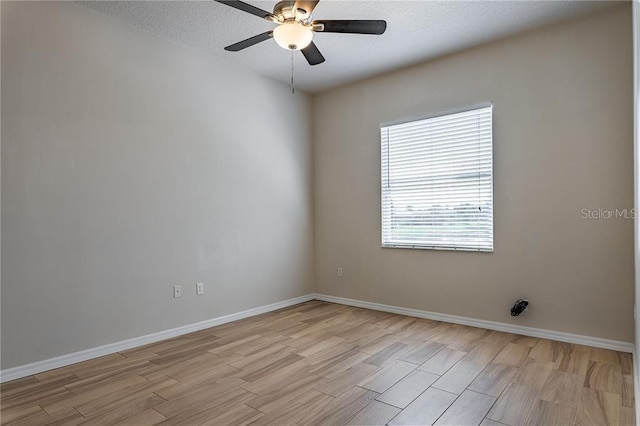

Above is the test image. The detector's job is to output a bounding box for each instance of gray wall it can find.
[1,1,314,369]
[1,1,635,372]
[313,5,634,342]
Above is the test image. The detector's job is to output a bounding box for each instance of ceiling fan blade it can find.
[313,20,387,35]
[224,31,273,51]
[215,0,274,20]
[293,0,320,16]
[301,41,325,66]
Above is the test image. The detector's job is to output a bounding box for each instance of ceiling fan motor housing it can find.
[273,1,310,22]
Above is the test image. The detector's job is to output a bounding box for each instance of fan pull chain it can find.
[290,50,295,94]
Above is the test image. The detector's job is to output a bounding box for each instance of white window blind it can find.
[381,104,493,252]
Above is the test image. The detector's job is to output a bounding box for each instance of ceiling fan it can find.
[215,0,387,65]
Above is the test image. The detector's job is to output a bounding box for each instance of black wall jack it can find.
[511,299,529,316]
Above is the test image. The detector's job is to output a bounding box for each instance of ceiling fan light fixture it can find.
[273,21,313,51]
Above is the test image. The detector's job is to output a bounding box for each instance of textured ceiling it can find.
[78,0,621,93]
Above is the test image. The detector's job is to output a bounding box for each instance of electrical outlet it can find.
[337,267,343,277]
[196,282,204,295]
[173,285,182,298]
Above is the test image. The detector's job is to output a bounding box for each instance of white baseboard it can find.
[2,292,634,383]
[0,294,315,383]
[314,294,634,353]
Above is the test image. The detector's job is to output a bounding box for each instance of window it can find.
[381,104,493,252]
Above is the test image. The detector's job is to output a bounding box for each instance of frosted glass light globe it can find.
[273,21,313,51]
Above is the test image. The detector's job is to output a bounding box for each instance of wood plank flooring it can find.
[1,301,635,425]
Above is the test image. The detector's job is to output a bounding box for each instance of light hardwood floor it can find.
[0,301,635,425]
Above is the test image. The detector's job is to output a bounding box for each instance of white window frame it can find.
[380,102,494,252]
